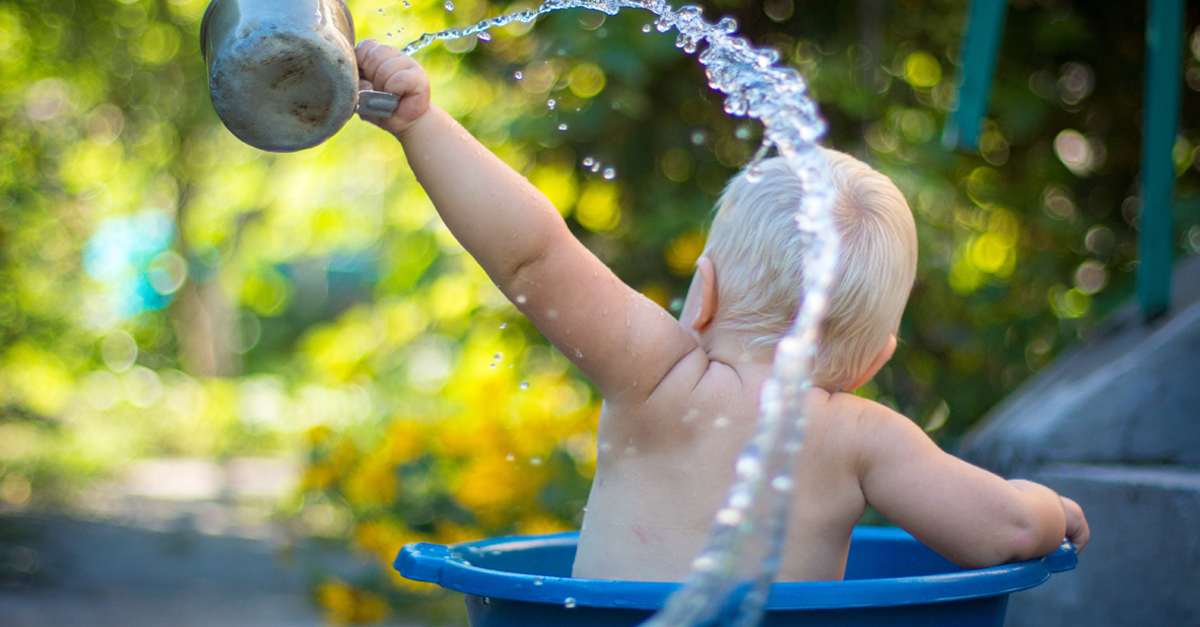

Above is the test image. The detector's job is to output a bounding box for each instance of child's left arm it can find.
[856,403,1088,568]
[356,42,702,405]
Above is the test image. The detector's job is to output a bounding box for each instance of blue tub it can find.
[396,527,1076,627]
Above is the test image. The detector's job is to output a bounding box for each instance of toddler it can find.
[355,41,1089,582]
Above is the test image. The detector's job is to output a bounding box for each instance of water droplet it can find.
[489,363,496,368]
[494,352,503,360]
[506,453,515,461]
[692,556,718,572]
[402,0,409,6]
[444,0,454,10]
[582,157,594,167]
[564,598,577,609]
[714,417,729,428]
[557,48,566,56]
[602,167,616,180]
[387,32,393,37]
[547,99,557,110]
[378,7,385,13]
[499,322,508,329]
[716,508,743,526]
[669,298,683,312]
[735,125,751,140]
[624,446,636,455]
[771,476,794,492]
[558,123,568,131]
[520,380,529,390]
[599,442,611,452]
[530,456,542,466]
[575,349,583,358]
[514,71,523,80]
[478,31,491,42]
[736,456,761,478]
[590,162,601,173]
[642,24,652,33]
[482,597,490,605]
[690,130,707,145]
[533,577,544,586]
[516,295,527,304]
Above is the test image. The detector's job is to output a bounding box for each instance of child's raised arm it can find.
[856,403,1088,568]
[356,42,699,404]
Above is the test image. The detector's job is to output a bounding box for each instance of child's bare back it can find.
[354,40,1089,584]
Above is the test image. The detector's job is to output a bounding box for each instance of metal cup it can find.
[201,0,360,152]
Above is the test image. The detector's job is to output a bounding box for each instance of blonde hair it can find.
[701,150,917,390]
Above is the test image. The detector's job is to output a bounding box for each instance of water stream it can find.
[403,3,838,625]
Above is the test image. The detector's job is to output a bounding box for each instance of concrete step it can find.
[1005,464,1200,627]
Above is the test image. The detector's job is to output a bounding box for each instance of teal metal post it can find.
[942,0,1009,150]
[1137,0,1184,320]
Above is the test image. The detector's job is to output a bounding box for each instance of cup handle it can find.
[358,90,400,117]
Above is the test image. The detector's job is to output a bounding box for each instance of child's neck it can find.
[697,325,776,368]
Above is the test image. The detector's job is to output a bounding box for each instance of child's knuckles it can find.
[379,56,409,77]
[356,41,379,66]
[383,73,414,96]
[363,46,390,72]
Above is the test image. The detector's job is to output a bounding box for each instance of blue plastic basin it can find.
[396,526,1076,627]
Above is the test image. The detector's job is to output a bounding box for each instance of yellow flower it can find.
[519,513,573,536]
[453,455,536,524]
[353,518,408,561]
[329,440,360,472]
[306,425,334,447]
[434,521,483,545]
[315,578,389,625]
[382,420,424,465]
[302,462,338,492]
[664,231,706,276]
[344,455,398,510]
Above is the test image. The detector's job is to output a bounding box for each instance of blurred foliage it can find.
[1,0,1200,622]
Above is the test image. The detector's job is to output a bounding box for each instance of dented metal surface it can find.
[201,0,359,152]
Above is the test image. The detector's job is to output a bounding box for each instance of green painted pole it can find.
[1138,0,1184,320]
[942,0,1009,151]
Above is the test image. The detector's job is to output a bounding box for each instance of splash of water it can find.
[402,2,837,626]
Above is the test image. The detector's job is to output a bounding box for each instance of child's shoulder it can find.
[816,392,921,456]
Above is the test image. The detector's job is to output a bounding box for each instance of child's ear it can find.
[844,334,897,392]
[692,257,718,332]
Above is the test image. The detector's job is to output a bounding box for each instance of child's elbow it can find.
[993,505,1066,565]
[952,509,1064,570]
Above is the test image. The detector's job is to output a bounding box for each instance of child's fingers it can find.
[355,40,380,77]
[1062,497,1089,553]
[357,41,406,84]
[374,56,420,92]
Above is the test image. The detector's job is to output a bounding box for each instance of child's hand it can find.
[355,40,431,136]
[1062,496,1089,553]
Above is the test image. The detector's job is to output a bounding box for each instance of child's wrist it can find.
[394,103,434,142]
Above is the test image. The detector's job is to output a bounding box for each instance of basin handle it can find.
[1046,539,1078,573]
[395,542,450,583]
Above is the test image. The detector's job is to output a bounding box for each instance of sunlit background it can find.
[1,0,1198,623]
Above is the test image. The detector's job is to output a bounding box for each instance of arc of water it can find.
[403,3,838,626]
